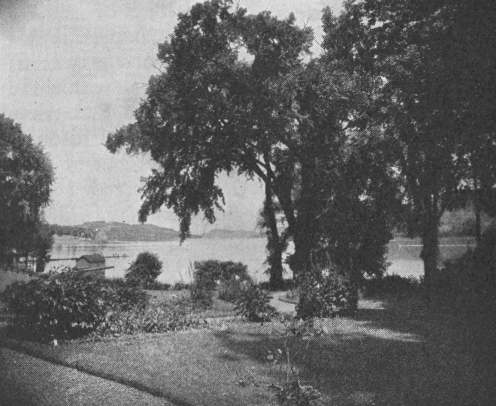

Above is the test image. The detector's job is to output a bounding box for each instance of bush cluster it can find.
[436,227,496,300]
[296,268,358,320]
[125,252,163,288]
[234,284,276,322]
[2,270,148,340]
[362,274,421,297]
[190,260,253,308]
[96,296,203,336]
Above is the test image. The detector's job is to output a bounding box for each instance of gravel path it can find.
[0,348,173,406]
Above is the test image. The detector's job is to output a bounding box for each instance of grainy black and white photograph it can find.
[1,0,495,404]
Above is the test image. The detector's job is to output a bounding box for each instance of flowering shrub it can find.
[96,296,203,336]
[296,269,358,320]
[234,284,276,322]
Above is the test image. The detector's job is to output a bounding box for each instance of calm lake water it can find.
[49,236,477,283]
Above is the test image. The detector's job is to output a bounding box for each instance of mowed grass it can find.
[2,294,494,406]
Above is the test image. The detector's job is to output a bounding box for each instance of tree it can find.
[107,0,397,288]
[0,114,54,268]
[256,180,289,290]
[125,252,163,287]
[324,0,496,280]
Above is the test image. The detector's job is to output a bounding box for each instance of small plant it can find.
[234,284,276,322]
[267,316,327,406]
[271,381,323,406]
[125,252,163,287]
[190,280,215,309]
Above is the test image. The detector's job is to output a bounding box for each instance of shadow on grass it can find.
[213,295,496,406]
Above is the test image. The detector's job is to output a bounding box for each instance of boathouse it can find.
[75,254,106,270]
[74,254,107,278]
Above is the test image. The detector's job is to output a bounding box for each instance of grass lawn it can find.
[2,293,495,406]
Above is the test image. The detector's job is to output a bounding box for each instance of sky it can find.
[0,0,343,233]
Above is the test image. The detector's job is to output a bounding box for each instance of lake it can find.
[49,236,477,283]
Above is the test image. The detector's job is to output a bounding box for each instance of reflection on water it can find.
[49,237,476,282]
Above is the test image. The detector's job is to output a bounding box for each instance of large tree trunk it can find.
[420,192,440,284]
[291,161,319,281]
[263,182,285,290]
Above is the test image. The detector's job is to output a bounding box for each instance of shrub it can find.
[125,252,163,287]
[105,278,149,311]
[2,271,148,340]
[3,271,112,339]
[437,227,496,300]
[194,260,251,287]
[363,274,421,297]
[234,284,276,322]
[258,279,295,292]
[191,260,252,308]
[173,281,190,291]
[96,296,202,336]
[145,280,171,291]
[218,278,251,303]
[296,268,358,320]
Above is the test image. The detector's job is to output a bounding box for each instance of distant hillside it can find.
[51,222,263,242]
[202,229,263,239]
[79,222,180,242]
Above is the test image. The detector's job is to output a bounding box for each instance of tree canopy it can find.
[107,0,400,287]
[0,114,54,268]
[324,0,496,279]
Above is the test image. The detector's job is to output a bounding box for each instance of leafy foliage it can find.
[325,0,496,279]
[217,277,246,303]
[437,227,496,300]
[363,275,421,298]
[296,267,358,320]
[2,270,147,340]
[190,260,252,307]
[234,284,276,322]
[105,0,397,283]
[125,252,163,287]
[96,296,203,336]
[0,114,54,267]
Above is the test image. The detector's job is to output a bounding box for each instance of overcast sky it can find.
[0,0,343,232]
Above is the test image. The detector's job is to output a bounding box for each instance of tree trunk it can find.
[263,182,285,290]
[291,161,319,281]
[420,196,440,284]
[474,186,482,245]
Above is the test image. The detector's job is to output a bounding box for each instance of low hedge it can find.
[2,271,148,340]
